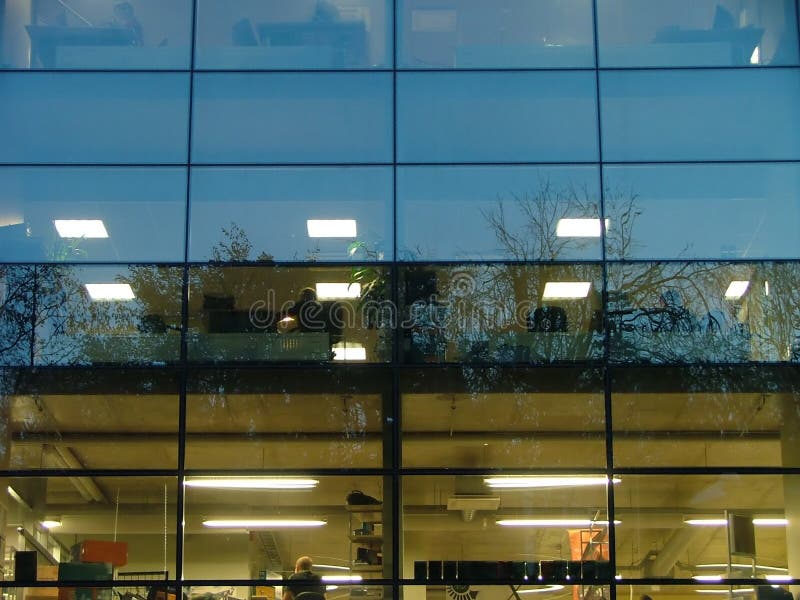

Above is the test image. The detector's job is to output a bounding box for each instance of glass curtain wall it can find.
[1,5,800,600]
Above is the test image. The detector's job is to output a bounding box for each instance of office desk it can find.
[26,25,137,67]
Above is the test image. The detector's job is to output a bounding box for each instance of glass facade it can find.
[1,4,800,600]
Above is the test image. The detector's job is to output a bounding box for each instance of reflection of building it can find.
[1,3,800,600]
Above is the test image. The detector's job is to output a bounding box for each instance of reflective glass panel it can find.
[600,69,800,162]
[0,0,192,69]
[0,73,190,164]
[611,366,800,468]
[190,167,392,262]
[34,265,183,366]
[0,167,186,262]
[597,0,800,67]
[183,474,392,580]
[614,474,794,579]
[195,0,391,69]
[5,475,177,575]
[187,265,392,363]
[399,264,604,364]
[186,367,390,469]
[397,165,602,261]
[0,368,179,470]
[608,262,800,364]
[397,72,599,163]
[401,367,605,468]
[403,584,611,600]
[614,587,797,600]
[0,264,35,366]
[603,163,800,260]
[191,72,393,164]
[397,0,594,68]
[401,474,609,577]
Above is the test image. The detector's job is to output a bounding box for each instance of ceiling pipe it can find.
[51,445,108,503]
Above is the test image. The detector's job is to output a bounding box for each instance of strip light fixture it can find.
[54,219,108,238]
[556,218,609,238]
[185,477,318,489]
[307,220,357,238]
[484,476,620,489]
[497,519,621,527]
[202,519,326,528]
[542,282,592,299]
[85,283,135,301]
[316,282,361,299]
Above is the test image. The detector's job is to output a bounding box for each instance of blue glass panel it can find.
[398,0,594,68]
[0,167,186,262]
[0,73,190,164]
[195,0,391,69]
[397,72,598,163]
[35,265,183,366]
[190,167,392,262]
[598,0,800,67]
[600,69,800,161]
[604,163,800,260]
[397,165,601,260]
[192,72,393,164]
[0,0,192,69]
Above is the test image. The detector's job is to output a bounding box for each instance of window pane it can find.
[0,167,186,262]
[400,264,603,364]
[397,165,602,260]
[195,0,390,69]
[0,265,34,366]
[597,0,800,67]
[183,474,392,580]
[0,73,190,164]
[401,367,605,468]
[186,367,390,469]
[0,0,192,69]
[191,72,392,164]
[401,474,609,577]
[34,265,183,366]
[603,163,800,260]
[615,474,794,579]
[600,69,800,162]
[190,167,392,262]
[1,368,179,470]
[398,0,594,68]
[5,475,177,575]
[612,366,800,468]
[187,265,392,363]
[397,72,598,163]
[608,262,800,364]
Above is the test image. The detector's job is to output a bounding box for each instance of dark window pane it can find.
[402,367,605,468]
[598,0,800,67]
[0,167,186,262]
[0,265,35,366]
[600,69,800,162]
[398,72,598,163]
[604,163,800,260]
[195,0,391,69]
[398,165,602,260]
[398,0,594,68]
[192,72,392,164]
[190,167,392,262]
[0,0,192,69]
[400,264,604,364]
[0,73,190,164]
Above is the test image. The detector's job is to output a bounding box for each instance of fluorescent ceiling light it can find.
[556,218,609,238]
[484,476,619,489]
[725,280,750,299]
[202,519,326,528]
[695,590,754,596]
[307,219,357,238]
[85,283,135,301]
[40,520,62,529]
[697,564,787,573]
[54,219,108,238]
[765,576,793,582]
[185,477,318,489]
[314,565,351,572]
[496,519,620,527]
[542,281,591,299]
[332,343,366,361]
[320,576,363,583]
[517,586,565,595]
[693,576,724,582]
[684,518,728,526]
[753,518,788,526]
[316,282,360,299]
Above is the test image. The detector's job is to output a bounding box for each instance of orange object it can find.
[76,541,128,567]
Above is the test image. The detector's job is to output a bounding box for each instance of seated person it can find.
[282,556,326,600]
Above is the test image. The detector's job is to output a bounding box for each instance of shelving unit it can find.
[346,504,383,577]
